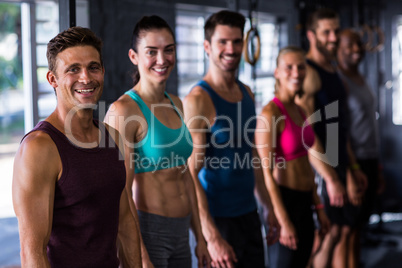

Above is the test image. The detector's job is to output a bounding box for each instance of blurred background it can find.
[1,0,402,267]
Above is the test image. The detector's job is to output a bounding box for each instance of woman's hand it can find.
[279,220,298,250]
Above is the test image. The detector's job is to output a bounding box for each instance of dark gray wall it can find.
[90,0,178,106]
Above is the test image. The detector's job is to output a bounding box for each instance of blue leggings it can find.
[269,186,314,268]
[138,210,191,268]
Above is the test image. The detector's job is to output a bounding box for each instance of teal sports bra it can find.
[125,90,193,173]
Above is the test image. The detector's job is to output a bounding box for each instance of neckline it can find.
[130,90,183,131]
[307,59,337,75]
[338,71,367,87]
[41,120,102,150]
[202,80,244,104]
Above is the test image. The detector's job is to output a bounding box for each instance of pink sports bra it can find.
[272,97,315,161]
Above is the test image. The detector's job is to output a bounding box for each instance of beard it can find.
[316,39,337,61]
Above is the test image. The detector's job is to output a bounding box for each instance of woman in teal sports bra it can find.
[255,46,340,268]
[104,16,210,268]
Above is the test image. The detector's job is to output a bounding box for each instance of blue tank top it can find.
[307,60,349,168]
[125,90,193,173]
[22,120,125,268]
[196,80,257,217]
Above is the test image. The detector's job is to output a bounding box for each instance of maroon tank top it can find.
[23,120,126,268]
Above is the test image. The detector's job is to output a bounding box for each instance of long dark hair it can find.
[130,15,175,86]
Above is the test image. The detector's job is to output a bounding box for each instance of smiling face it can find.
[46,45,104,111]
[204,24,243,73]
[337,30,364,68]
[312,18,340,59]
[275,51,306,96]
[129,28,175,85]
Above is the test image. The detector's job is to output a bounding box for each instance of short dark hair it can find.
[204,10,246,42]
[130,15,175,85]
[306,8,339,32]
[46,26,103,73]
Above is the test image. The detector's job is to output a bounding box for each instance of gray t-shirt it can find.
[339,71,379,159]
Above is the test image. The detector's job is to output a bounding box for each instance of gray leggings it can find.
[137,210,192,268]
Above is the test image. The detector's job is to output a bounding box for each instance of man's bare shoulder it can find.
[14,129,60,182]
[183,86,214,116]
[19,130,57,155]
[239,82,255,100]
[304,64,322,95]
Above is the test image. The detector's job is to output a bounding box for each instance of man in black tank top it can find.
[297,8,368,268]
[12,27,142,267]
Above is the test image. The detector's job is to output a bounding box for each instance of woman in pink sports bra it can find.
[255,46,337,268]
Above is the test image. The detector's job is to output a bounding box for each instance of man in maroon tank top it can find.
[12,27,141,267]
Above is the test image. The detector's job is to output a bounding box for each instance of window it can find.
[0,1,26,219]
[175,4,281,113]
[0,0,88,218]
[0,1,59,219]
[175,4,220,98]
[393,15,402,124]
[29,1,60,125]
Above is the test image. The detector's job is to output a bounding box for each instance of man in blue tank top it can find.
[298,8,368,268]
[12,27,141,267]
[183,10,279,268]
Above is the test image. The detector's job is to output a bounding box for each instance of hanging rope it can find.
[243,0,261,66]
[357,1,384,53]
[244,27,261,66]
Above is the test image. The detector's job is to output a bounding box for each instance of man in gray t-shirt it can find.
[337,28,385,267]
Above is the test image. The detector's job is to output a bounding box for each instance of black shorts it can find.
[213,210,265,268]
[321,165,361,228]
[268,186,315,268]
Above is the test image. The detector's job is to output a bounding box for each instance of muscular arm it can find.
[311,184,330,238]
[296,64,321,117]
[183,169,211,268]
[172,94,211,268]
[243,84,280,245]
[183,90,237,268]
[104,104,145,268]
[12,132,60,267]
[255,104,298,250]
[252,148,280,246]
[308,135,346,207]
[117,189,142,268]
[299,66,347,207]
[346,139,367,206]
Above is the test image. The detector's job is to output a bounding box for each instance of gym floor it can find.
[1,215,402,268]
